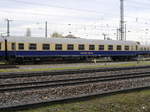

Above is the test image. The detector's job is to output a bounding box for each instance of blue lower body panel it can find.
[0,51,150,57]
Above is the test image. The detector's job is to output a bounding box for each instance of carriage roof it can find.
[0,36,138,45]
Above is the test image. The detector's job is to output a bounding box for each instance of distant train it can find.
[0,36,150,64]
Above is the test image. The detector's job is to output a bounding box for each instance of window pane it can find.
[89,45,95,50]
[18,43,24,50]
[67,44,74,50]
[55,44,62,50]
[108,45,113,51]
[29,44,36,50]
[99,45,104,50]
[117,45,122,51]
[125,46,129,51]
[78,44,84,50]
[43,44,50,50]
[11,43,16,50]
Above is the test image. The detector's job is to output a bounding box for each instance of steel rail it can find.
[1,65,150,79]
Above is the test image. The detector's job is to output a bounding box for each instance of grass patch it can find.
[1,61,150,72]
[12,89,150,112]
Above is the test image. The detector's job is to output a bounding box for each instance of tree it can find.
[51,32,64,38]
[64,34,79,38]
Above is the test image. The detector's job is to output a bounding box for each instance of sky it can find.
[0,0,150,44]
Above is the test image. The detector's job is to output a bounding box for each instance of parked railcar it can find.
[0,36,150,63]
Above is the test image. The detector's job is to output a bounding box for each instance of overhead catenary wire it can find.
[2,0,150,17]
[2,0,150,23]
[2,0,118,16]
[129,0,150,6]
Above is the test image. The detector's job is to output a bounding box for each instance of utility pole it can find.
[120,0,124,40]
[45,21,48,38]
[6,19,12,37]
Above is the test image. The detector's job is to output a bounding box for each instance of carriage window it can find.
[125,46,129,51]
[108,45,113,51]
[11,43,16,50]
[89,45,95,50]
[29,43,36,50]
[55,44,62,50]
[18,43,24,50]
[117,45,122,51]
[67,44,74,50]
[43,44,50,50]
[78,44,85,50]
[99,45,104,50]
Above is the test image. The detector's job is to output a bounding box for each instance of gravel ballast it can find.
[0,77,150,108]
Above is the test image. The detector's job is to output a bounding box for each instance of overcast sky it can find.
[0,0,150,44]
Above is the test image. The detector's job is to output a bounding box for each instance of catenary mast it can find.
[120,0,124,40]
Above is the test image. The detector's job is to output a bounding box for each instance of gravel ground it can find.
[0,68,150,85]
[0,77,150,108]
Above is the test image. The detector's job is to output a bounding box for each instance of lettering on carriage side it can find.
[88,52,94,54]
[80,52,94,55]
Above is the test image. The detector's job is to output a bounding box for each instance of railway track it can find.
[1,86,150,111]
[0,66,150,111]
[0,71,150,92]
